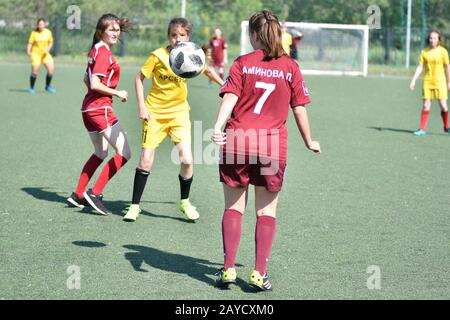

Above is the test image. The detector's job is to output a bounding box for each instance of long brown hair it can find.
[35,18,45,32]
[91,14,130,49]
[167,17,192,37]
[427,30,442,46]
[248,10,285,59]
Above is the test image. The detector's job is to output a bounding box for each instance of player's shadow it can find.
[368,126,447,136]
[21,187,188,223]
[123,244,250,291]
[367,126,415,134]
[8,89,32,93]
[72,240,107,248]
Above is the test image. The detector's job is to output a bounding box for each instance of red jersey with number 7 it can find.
[82,41,120,111]
[219,49,311,161]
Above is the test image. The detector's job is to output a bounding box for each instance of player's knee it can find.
[179,155,193,166]
[95,150,108,160]
[139,157,152,171]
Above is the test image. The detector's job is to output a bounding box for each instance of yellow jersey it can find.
[419,46,449,88]
[28,28,53,55]
[140,47,190,118]
[282,32,292,55]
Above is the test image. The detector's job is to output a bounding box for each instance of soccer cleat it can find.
[179,199,199,221]
[67,192,88,208]
[413,129,427,136]
[45,86,56,94]
[28,88,36,94]
[248,270,272,291]
[83,189,110,216]
[123,204,141,222]
[215,267,237,287]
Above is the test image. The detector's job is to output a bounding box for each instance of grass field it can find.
[1,63,450,300]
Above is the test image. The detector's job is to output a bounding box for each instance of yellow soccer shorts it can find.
[422,83,448,100]
[31,53,53,66]
[142,110,191,149]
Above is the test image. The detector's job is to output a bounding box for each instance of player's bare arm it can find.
[410,64,423,90]
[292,105,321,153]
[212,93,238,145]
[135,71,149,121]
[204,66,224,86]
[26,43,32,56]
[90,74,128,102]
[446,64,450,91]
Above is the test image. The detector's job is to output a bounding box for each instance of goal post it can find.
[240,21,369,77]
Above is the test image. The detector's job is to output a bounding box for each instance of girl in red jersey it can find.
[67,14,131,216]
[212,10,321,291]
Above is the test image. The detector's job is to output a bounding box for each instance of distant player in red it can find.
[212,10,320,291]
[209,28,228,81]
[67,14,131,216]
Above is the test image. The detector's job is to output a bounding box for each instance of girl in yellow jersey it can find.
[123,17,223,222]
[26,19,56,94]
[410,30,450,136]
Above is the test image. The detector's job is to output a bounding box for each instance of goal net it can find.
[240,21,369,77]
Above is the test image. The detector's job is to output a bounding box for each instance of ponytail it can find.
[249,10,285,59]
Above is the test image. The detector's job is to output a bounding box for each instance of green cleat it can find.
[413,129,427,136]
[215,268,237,287]
[179,199,199,221]
[248,270,272,291]
[123,204,141,222]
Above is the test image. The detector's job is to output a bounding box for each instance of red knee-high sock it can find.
[222,209,243,270]
[92,154,128,195]
[419,110,429,130]
[75,154,104,198]
[255,215,276,275]
[441,111,448,130]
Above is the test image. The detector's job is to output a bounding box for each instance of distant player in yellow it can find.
[281,22,292,57]
[27,18,56,94]
[410,30,450,136]
[123,17,224,222]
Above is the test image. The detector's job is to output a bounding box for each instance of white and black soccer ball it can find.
[169,42,206,79]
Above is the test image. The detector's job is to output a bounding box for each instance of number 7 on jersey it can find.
[254,81,276,114]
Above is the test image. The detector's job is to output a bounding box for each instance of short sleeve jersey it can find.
[209,37,228,64]
[419,46,449,88]
[28,28,53,55]
[220,49,311,160]
[140,47,190,118]
[82,41,120,110]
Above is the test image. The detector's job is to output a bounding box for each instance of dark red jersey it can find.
[219,49,311,161]
[209,37,228,64]
[82,41,120,110]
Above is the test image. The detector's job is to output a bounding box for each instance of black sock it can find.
[132,168,150,205]
[30,74,37,89]
[46,74,53,88]
[179,174,193,200]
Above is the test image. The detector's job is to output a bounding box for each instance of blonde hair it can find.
[248,10,285,59]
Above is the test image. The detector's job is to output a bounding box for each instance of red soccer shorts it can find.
[82,106,118,133]
[219,153,287,192]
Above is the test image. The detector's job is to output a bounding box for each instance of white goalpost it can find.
[240,21,369,77]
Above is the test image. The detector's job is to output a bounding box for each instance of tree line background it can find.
[0,0,448,67]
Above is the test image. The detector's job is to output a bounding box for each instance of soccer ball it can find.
[169,42,206,79]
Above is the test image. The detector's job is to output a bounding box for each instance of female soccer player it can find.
[27,18,56,94]
[410,30,450,136]
[212,10,320,291]
[67,14,131,216]
[123,17,223,222]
